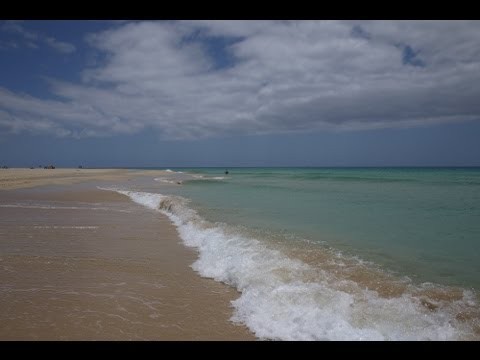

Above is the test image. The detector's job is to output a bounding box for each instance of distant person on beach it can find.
[225,169,229,174]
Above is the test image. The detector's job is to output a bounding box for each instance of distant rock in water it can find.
[225,169,229,174]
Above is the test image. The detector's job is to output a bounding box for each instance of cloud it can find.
[1,20,480,139]
[402,45,426,67]
[1,21,38,40]
[44,36,76,54]
[1,21,76,54]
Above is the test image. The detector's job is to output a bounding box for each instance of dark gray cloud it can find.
[1,20,480,139]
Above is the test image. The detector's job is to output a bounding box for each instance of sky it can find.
[1,20,480,167]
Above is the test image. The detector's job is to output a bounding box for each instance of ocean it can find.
[104,167,480,340]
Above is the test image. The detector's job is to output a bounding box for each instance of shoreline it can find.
[0,171,255,340]
[5,167,479,339]
[0,168,177,190]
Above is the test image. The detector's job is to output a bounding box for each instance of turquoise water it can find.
[111,167,480,339]
[157,167,480,290]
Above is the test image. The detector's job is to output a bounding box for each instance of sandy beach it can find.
[0,168,179,190]
[0,169,254,340]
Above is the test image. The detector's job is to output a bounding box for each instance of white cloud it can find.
[1,21,76,54]
[1,20,480,139]
[44,37,76,54]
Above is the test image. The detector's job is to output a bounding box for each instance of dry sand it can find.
[0,168,173,190]
[0,170,255,340]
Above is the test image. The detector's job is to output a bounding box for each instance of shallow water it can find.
[103,167,480,340]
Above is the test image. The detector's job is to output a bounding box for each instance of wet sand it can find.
[0,173,255,340]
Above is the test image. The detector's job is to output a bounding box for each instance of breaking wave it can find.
[101,188,480,340]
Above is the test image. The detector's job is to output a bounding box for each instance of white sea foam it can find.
[163,169,183,174]
[102,188,479,341]
[154,177,179,185]
[165,169,184,173]
[190,175,227,181]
